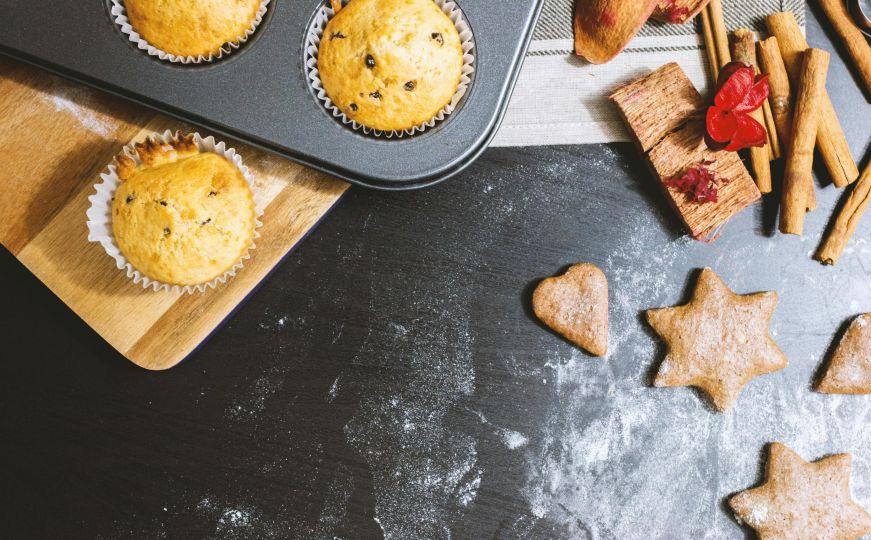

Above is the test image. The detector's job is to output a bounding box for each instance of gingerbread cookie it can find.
[730,443,871,539]
[646,268,787,411]
[818,314,871,394]
[532,264,608,356]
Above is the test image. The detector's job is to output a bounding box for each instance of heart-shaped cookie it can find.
[818,313,871,394]
[573,0,659,64]
[532,263,608,356]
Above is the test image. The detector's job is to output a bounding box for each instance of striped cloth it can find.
[492,0,805,147]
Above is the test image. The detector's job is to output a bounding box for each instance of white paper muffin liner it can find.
[305,0,476,138]
[86,130,265,294]
[110,0,270,64]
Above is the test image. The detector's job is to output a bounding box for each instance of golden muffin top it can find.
[318,0,464,132]
[112,135,256,287]
[124,0,262,58]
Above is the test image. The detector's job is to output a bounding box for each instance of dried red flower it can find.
[666,161,728,203]
[705,62,769,152]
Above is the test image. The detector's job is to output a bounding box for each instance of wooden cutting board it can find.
[0,58,349,370]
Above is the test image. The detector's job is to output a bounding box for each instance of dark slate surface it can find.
[1,7,870,540]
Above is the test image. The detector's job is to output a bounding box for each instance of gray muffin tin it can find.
[0,0,545,190]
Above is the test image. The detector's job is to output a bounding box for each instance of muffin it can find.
[123,0,263,58]
[317,0,464,132]
[111,134,257,287]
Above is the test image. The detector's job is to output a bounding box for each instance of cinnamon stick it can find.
[817,0,871,95]
[708,0,731,70]
[817,162,871,265]
[758,38,792,144]
[731,29,772,194]
[780,49,829,235]
[700,7,720,84]
[762,95,780,161]
[766,12,859,188]
[758,37,816,210]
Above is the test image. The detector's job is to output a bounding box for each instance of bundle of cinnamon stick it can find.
[763,12,862,247]
[699,0,780,194]
[699,9,866,263]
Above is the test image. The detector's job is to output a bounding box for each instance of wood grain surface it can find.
[0,58,348,370]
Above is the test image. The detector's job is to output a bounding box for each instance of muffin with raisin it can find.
[318,0,464,132]
[111,134,257,287]
[123,0,263,58]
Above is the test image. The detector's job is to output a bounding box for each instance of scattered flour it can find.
[388,322,409,336]
[225,372,284,421]
[515,210,871,539]
[502,430,530,451]
[456,471,482,507]
[217,509,250,530]
[743,504,768,527]
[41,85,113,138]
[338,272,479,538]
[470,409,531,451]
[312,463,354,538]
[326,376,341,402]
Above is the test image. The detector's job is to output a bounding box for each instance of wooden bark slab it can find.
[610,62,760,240]
[0,58,348,370]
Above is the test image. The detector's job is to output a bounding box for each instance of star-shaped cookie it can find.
[730,443,871,540]
[818,313,871,394]
[646,267,787,411]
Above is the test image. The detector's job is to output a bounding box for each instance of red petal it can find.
[734,75,770,113]
[725,113,767,151]
[706,106,738,142]
[716,62,746,88]
[714,65,755,110]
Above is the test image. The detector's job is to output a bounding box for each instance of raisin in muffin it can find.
[318,0,464,132]
[112,135,256,287]
[123,0,262,58]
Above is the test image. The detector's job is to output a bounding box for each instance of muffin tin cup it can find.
[304,0,476,138]
[110,0,271,64]
[86,130,266,294]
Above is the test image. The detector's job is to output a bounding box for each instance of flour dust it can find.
[515,209,871,539]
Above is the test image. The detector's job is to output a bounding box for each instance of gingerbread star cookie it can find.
[532,263,608,356]
[646,267,787,411]
[730,443,871,540]
[818,314,871,394]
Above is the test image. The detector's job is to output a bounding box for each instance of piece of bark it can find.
[817,0,871,96]
[610,62,705,152]
[780,49,829,235]
[817,162,871,265]
[649,122,760,239]
[611,63,760,240]
[766,12,859,188]
[731,29,772,194]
